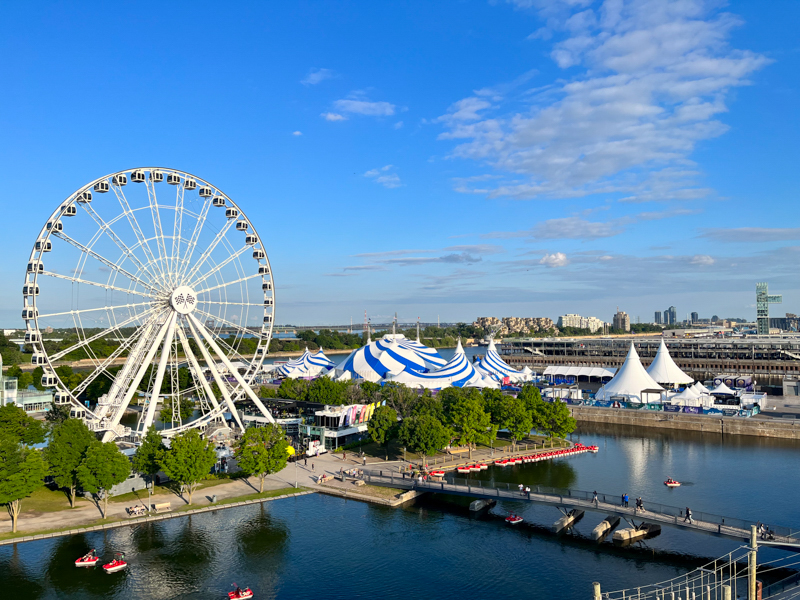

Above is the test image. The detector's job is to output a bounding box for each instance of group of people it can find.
[518,484,531,498]
[758,522,775,540]
[126,505,147,516]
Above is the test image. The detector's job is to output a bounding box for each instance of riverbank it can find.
[570,405,800,439]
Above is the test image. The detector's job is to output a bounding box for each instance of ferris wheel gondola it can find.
[22,168,276,441]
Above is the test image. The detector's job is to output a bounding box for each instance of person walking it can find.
[593,491,598,506]
[684,507,693,524]
[343,451,347,461]
[624,493,629,508]
[621,493,625,507]
[311,463,315,472]
[363,456,367,466]
[304,457,307,467]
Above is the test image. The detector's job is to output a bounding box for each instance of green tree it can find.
[5,364,23,379]
[380,382,419,418]
[276,378,309,401]
[538,400,577,440]
[518,385,544,413]
[45,402,71,425]
[497,396,534,450]
[132,426,166,482]
[76,441,131,518]
[412,392,444,422]
[367,406,398,460]
[17,371,34,390]
[159,397,196,423]
[32,366,45,391]
[234,425,289,493]
[481,388,506,424]
[0,436,47,532]
[45,418,96,507]
[306,377,348,405]
[0,403,46,445]
[398,415,451,463]
[159,429,216,504]
[449,390,497,459]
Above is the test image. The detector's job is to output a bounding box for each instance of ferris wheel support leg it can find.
[99,314,175,442]
[176,324,223,414]
[140,313,179,433]
[187,314,275,424]
[185,317,246,431]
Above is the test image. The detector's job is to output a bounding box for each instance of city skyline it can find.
[1,1,799,327]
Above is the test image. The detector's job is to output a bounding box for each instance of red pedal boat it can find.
[75,549,99,567]
[505,514,523,525]
[229,584,254,599]
[664,478,681,488]
[102,552,127,574]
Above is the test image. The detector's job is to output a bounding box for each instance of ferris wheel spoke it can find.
[184,217,236,283]
[50,308,158,362]
[176,323,223,412]
[38,301,153,321]
[170,181,186,283]
[184,316,246,430]
[80,202,161,285]
[187,314,274,423]
[144,177,169,279]
[195,273,263,295]
[189,245,248,289]
[52,231,159,294]
[197,300,265,308]
[138,313,179,433]
[69,318,158,396]
[177,194,213,281]
[41,270,155,299]
[110,182,162,284]
[192,307,261,339]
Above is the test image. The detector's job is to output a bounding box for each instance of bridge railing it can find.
[363,470,799,540]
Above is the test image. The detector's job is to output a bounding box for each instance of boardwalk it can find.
[362,471,800,551]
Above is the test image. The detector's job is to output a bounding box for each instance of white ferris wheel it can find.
[22,168,276,441]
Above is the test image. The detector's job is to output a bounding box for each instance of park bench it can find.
[447,447,469,455]
[153,502,171,513]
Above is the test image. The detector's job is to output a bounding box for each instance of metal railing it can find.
[362,471,800,542]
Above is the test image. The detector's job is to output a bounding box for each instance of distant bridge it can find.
[361,471,800,552]
[215,322,466,336]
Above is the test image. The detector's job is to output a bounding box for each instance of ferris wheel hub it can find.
[169,285,197,315]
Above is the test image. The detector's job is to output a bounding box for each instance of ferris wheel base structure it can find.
[22,168,277,441]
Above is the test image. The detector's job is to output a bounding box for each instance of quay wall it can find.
[569,406,800,440]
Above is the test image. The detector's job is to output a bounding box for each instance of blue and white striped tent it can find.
[332,336,431,383]
[277,347,336,379]
[386,340,499,389]
[474,340,530,383]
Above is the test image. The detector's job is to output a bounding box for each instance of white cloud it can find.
[292,131,302,136]
[333,93,396,117]
[321,112,347,121]
[394,121,404,129]
[689,254,715,266]
[539,252,570,267]
[441,0,770,201]
[364,165,402,188]
[302,68,336,85]
[700,227,800,242]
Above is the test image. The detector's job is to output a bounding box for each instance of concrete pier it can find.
[553,509,584,533]
[592,515,621,540]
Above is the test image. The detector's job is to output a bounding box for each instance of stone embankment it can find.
[570,405,800,439]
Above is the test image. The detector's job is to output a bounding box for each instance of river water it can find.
[2,423,798,599]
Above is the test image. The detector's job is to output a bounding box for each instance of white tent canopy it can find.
[710,382,736,396]
[474,340,529,382]
[543,365,616,379]
[646,339,693,386]
[595,343,664,403]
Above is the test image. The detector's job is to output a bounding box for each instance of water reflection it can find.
[0,545,45,598]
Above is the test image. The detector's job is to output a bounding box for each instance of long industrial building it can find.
[500,336,800,394]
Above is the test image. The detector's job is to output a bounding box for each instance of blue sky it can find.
[2,0,799,326]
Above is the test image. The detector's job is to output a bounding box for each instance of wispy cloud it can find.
[539,252,570,267]
[364,165,401,188]
[292,131,302,136]
[700,227,800,242]
[440,1,770,201]
[302,68,336,85]
[333,92,396,117]
[321,112,347,121]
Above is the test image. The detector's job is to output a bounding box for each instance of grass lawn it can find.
[17,486,90,515]
[110,476,238,505]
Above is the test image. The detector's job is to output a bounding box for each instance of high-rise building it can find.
[612,310,630,332]
[756,282,782,335]
[663,306,677,325]
[691,312,699,324]
[654,311,662,324]
[557,314,583,329]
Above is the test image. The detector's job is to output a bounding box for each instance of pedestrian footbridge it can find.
[362,470,800,551]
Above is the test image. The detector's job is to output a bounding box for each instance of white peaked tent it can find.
[277,347,336,379]
[330,335,433,383]
[474,340,530,382]
[710,382,736,396]
[646,339,693,386]
[595,343,664,403]
[387,340,498,389]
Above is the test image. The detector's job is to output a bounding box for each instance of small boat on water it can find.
[102,553,127,574]
[477,463,488,470]
[429,470,446,477]
[664,478,681,488]
[505,514,524,525]
[456,466,471,474]
[229,584,254,599]
[75,550,99,568]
